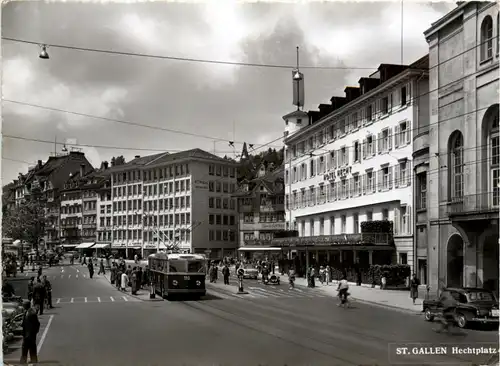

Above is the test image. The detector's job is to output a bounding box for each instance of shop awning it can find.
[60,244,77,248]
[12,239,21,247]
[143,242,168,250]
[75,242,95,249]
[93,243,110,249]
[238,247,282,252]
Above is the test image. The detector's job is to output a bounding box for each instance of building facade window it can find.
[449,131,464,200]
[319,217,324,236]
[480,15,494,61]
[417,172,427,209]
[330,216,335,235]
[489,109,500,206]
[353,213,359,234]
[341,215,346,234]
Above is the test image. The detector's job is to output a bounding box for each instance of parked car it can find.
[242,264,258,280]
[423,287,499,328]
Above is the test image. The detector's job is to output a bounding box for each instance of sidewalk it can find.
[292,276,424,314]
[100,271,163,302]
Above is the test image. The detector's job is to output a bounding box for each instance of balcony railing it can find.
[447,192,499,216]
[271,233,391,247]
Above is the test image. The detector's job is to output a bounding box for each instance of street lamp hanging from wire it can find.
[39,44,49,59]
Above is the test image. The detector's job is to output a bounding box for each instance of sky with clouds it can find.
[2,0,455,184]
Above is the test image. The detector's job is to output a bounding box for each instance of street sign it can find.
[237,268,244,277]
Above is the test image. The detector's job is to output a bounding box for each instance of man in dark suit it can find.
[20,300,40,364]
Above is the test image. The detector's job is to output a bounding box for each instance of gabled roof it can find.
[233,165,284,197]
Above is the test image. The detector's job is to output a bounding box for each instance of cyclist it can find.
[337,275,350,308]
[435,291,459,333]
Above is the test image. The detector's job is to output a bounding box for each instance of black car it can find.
[423,287,499,328]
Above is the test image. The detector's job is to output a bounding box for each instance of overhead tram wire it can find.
[1,135,242,155]
[3,35,498,156]
[1,37,374,71]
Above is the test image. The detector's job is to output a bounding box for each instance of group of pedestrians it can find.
[110,260,149,295]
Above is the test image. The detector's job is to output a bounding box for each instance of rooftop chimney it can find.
[135,155,140,159]
[103,161,109,170]
[80,164,85,177]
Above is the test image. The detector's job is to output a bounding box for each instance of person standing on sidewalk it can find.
[410,274,420,304]
[32,279,46,315]
[325,265,331,285]
[110,263,117,285]
[121,271,129,292]
[131,267,138,295]
[20,300,40,365]
[42,275,53,309]
[116,267,123,290]
[222,264,230,285]
[137,267,143,289]
[98,259,106,275]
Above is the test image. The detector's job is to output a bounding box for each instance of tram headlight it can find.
[196,280,201,286]
[172,280,178,286]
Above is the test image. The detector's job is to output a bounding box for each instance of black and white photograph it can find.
[1,0,499,365]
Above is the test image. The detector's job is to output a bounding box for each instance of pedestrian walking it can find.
[121,272,129,292]
[32,279,46,315]
[410,274,420,304]
[20,300,40,365]
[88,261,94,279]
[310,267,316,288]
[222,264,230,285]
[325,265,331,285]
[42,275,53,309]
[98,259,105,275]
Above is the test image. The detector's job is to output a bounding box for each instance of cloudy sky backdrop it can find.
[2,1,455,183]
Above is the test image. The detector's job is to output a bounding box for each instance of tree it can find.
[110,156,126,167]
[2,198,46,251]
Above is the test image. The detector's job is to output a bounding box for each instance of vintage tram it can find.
[148,252,206,299]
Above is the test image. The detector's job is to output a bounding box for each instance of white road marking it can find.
[56,298,61,304]
[37,315,54,354]
[83,274,86,278]
[122,296,128,302]
[110,296,115,302]
[84,297,88,303]
[68,275,71,279]
[76,275,78,278]
[97,297,101,302]
[25,273,28,277]
[70,298,74,303]
[295,288,304,292]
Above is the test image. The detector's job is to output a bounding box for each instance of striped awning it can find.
[75,242,95,249]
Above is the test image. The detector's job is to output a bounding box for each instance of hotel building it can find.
[278,57,429,272]
[109,149,238,259]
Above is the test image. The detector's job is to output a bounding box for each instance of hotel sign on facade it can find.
[323,166,352,181]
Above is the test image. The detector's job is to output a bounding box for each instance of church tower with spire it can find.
[241,142,249,160]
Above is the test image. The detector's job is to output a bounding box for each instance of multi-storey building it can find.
[109,148,238,259]
[95,162,113,246]
[8,152,93,250]
[60,165,88,247]
[420,1,499,295]
[233,162,285,257]
[278,57,429,273]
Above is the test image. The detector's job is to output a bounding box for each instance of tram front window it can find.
[188,261,204,273]
[168,261,186,273]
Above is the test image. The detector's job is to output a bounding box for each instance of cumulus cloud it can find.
[2,1,455,183]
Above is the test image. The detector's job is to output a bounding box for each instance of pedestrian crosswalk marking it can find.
[83,274,86,278]
[71,298,74,303]
[110,296,115,302]
[97,297,101,302]
[76,275,78,278]
[68,275,71,279]
[84,297,88,303]
[56,298,61,304]
[122,296,128,302]
[53,296,138,304]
